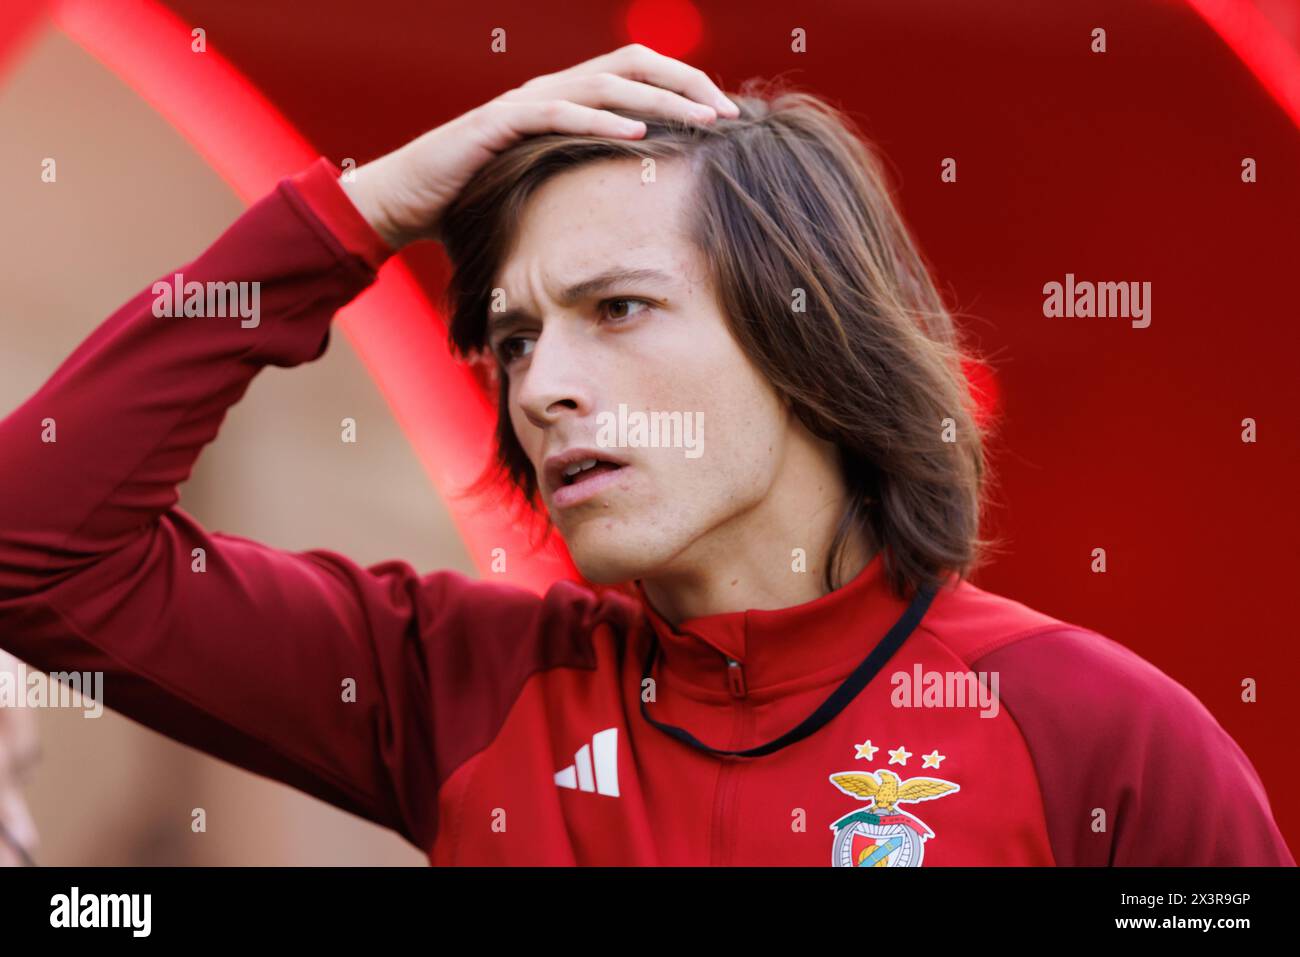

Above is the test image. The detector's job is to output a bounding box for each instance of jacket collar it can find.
[633,552,914,699]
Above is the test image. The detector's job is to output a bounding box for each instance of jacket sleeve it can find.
[0,157,509,849]
[976,628,1295,866]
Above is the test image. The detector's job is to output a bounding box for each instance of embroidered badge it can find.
[827,766,960,867]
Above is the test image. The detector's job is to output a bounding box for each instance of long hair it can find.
[437,77,998,600]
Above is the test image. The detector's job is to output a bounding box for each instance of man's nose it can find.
[516,324,593,430]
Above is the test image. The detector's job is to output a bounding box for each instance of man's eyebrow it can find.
[486,267,677,342]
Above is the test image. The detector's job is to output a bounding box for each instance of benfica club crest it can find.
[827,768,960,867]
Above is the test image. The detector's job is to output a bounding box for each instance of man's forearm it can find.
[0,160,380,597]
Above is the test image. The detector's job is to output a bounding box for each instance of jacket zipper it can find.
[710,656,749,865]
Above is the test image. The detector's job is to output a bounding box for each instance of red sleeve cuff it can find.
[286,157,396,271]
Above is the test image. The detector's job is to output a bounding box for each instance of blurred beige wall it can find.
[0,25,477,865]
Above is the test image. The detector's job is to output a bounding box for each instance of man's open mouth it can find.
[561,458,625,486]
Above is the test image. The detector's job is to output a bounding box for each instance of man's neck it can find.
[637,492,873,626]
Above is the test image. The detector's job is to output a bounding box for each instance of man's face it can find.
[489,158,791,584]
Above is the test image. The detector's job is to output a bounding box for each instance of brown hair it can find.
[437,77,998,601]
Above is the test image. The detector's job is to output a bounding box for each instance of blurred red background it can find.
[1,0,1296,862]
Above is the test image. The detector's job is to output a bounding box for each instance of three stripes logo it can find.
[554,727,620,798]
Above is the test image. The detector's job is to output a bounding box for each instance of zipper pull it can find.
[725,657,747,698]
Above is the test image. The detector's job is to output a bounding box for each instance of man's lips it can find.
[542,448,629,495]
[542,447,631,509]
[550,461,632,510]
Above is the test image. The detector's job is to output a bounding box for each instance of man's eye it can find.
[497,337,534,365]
[601,298,651,322]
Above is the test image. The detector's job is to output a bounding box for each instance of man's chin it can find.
[566,538,663,587]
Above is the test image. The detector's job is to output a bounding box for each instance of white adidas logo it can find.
[554,727,620,797]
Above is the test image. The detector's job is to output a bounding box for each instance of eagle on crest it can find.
[829,768,959,814]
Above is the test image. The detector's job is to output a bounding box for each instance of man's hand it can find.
[339,43,739,250]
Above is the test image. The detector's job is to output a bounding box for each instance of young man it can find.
[0,45,1292,866]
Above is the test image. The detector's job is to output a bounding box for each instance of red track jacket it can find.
[0,158,1292,867]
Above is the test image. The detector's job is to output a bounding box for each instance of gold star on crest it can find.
[887,745,912,766]
[854,740,879,761]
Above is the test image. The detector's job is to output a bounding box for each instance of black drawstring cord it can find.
[638,581,938,758]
